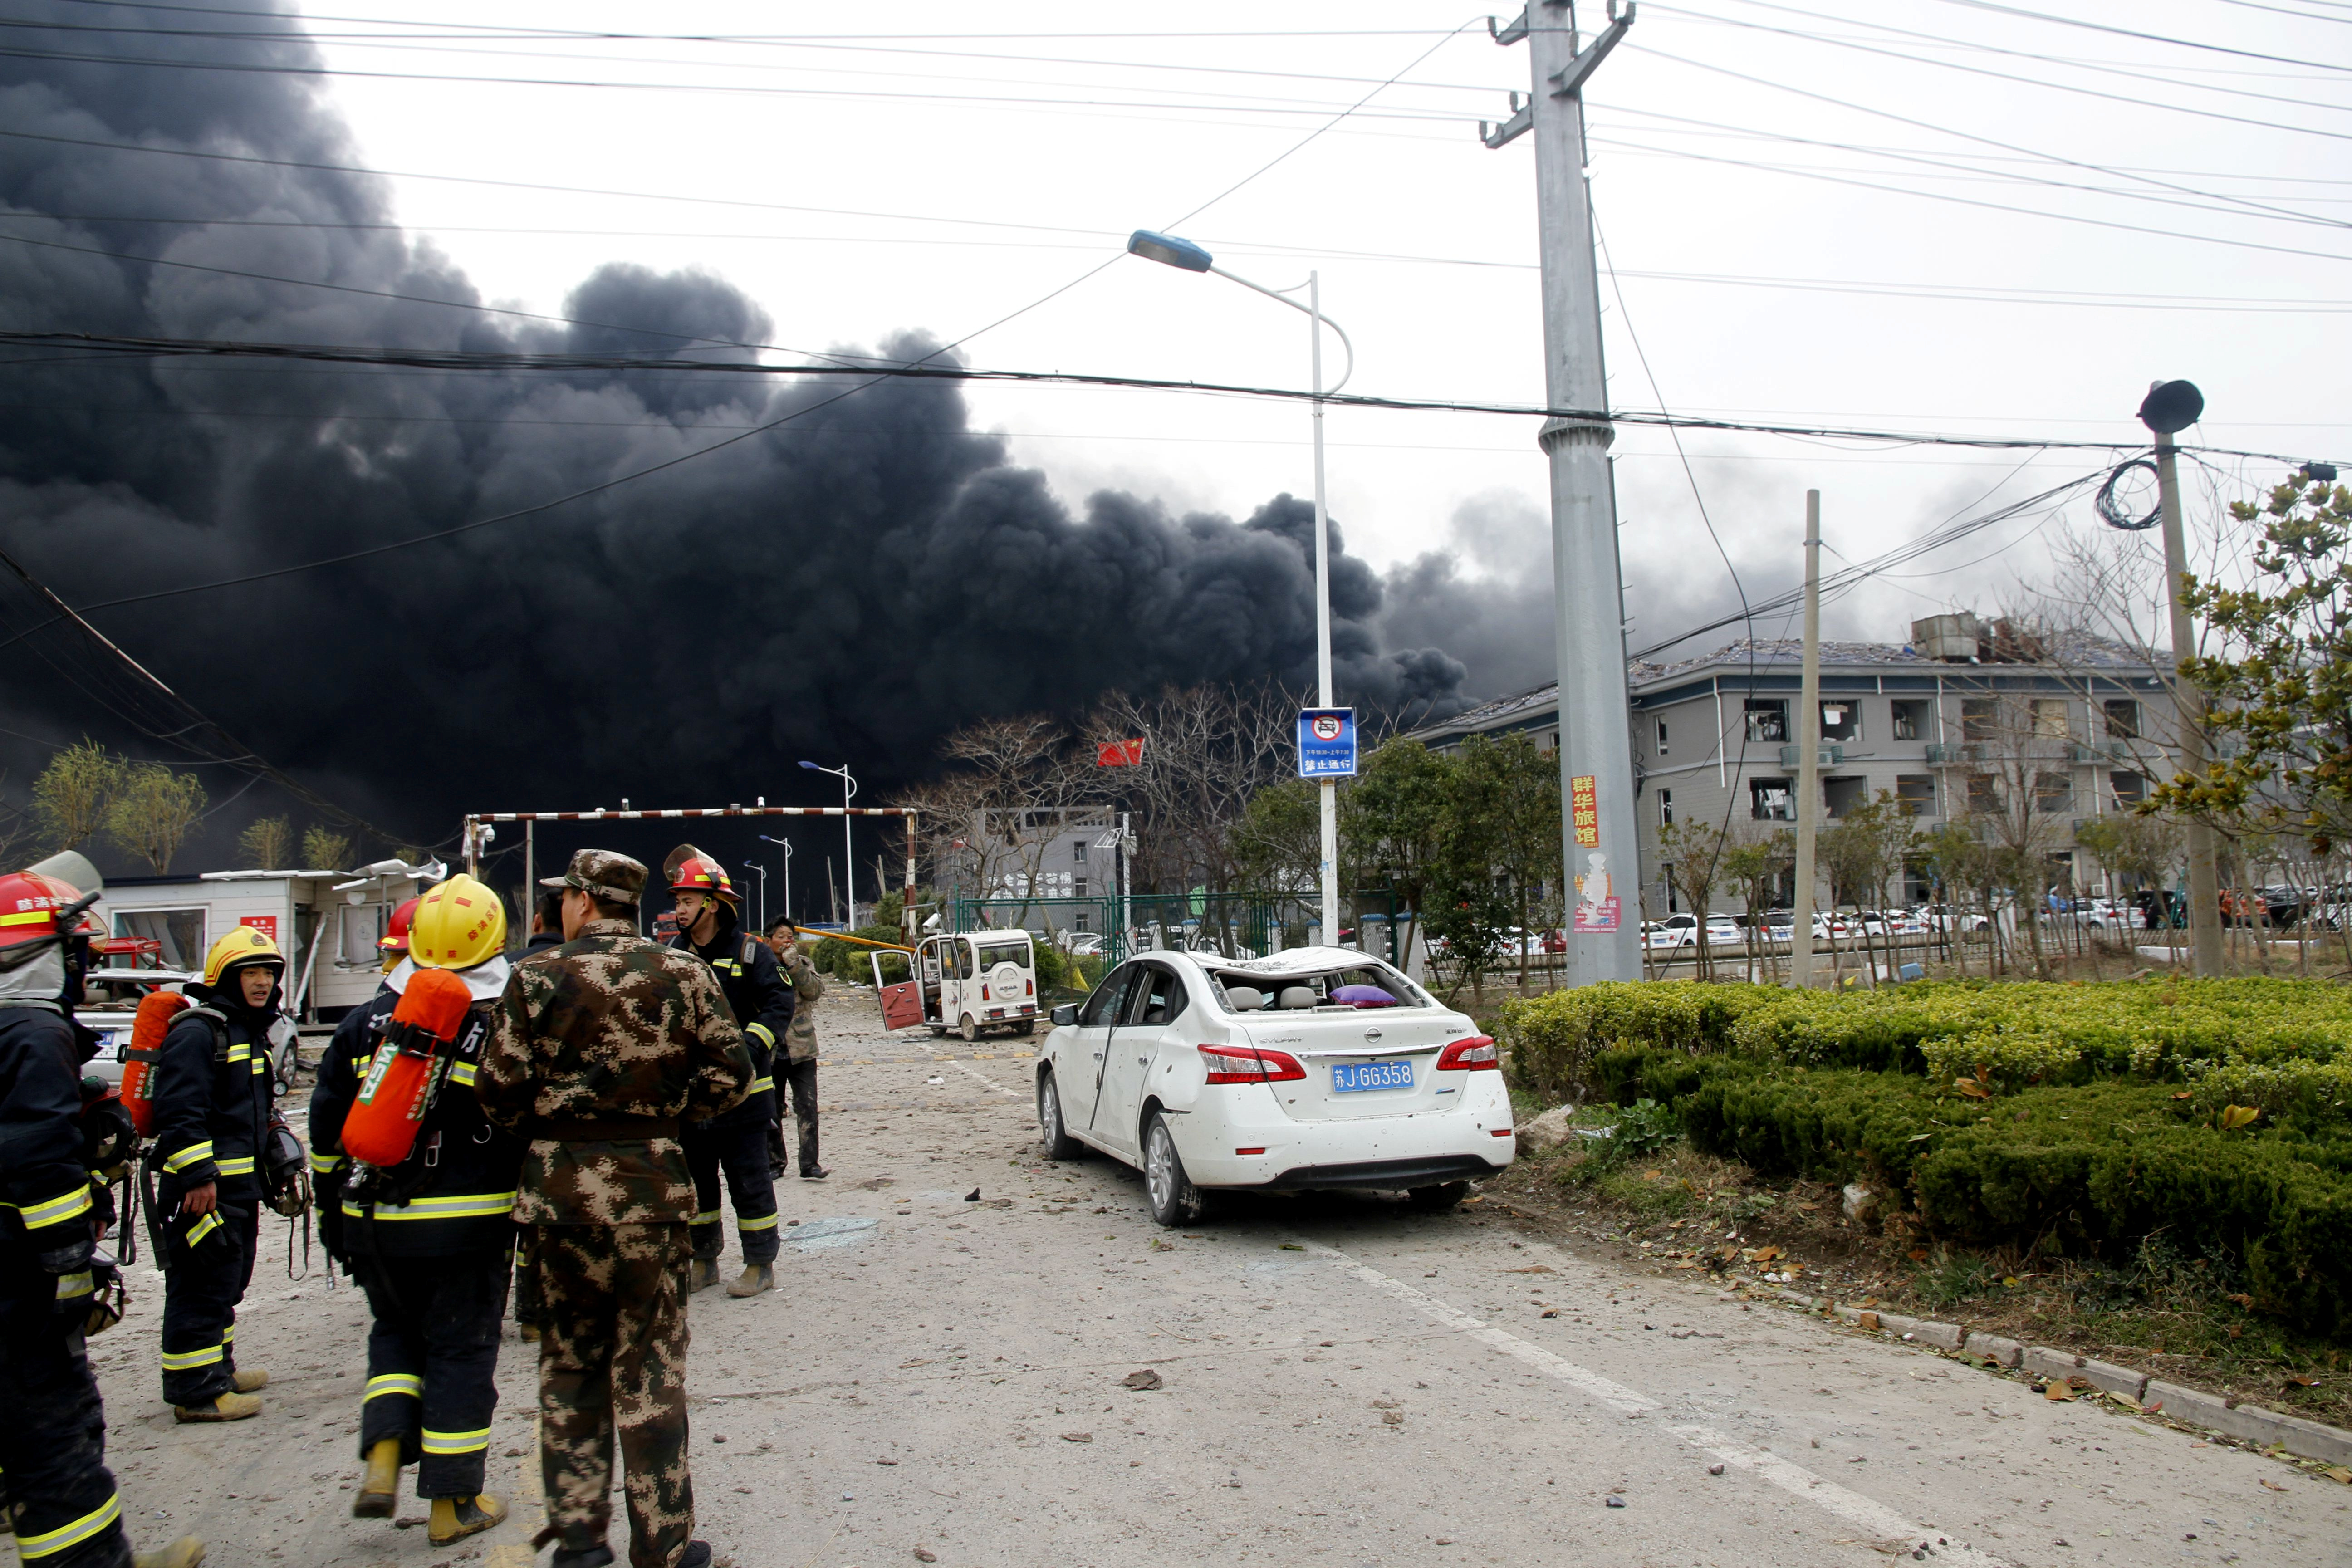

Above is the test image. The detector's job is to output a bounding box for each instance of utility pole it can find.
[1789,490,1823,989]
[2141,379,2222,976]
[1485,0,1641,985]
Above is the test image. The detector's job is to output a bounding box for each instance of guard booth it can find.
[912,931,1039,1042]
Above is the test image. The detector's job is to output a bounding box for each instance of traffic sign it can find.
[1297,708,1357,779]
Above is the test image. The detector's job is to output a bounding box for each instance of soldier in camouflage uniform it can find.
[475,850,753,1568]
[760,917,828,1179]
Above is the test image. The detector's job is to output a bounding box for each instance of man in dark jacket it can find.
[0,866,206,1568]
[152,923,285,1421]
[664,850,793,1298]
[310,873,524,1548]
[525,889,566,956]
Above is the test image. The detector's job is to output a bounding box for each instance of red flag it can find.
[1096,738,1145,767]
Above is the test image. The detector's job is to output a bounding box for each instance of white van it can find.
[916,931,1040,1041]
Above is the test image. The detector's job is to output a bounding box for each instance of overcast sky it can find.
[154,1,2352,670]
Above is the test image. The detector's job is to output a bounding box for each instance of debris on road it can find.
[1122,1369,1163,1391]
[1061,1431,1093,1443]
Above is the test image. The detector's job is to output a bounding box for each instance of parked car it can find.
[1643,913,1742,952]
[1034,946,1513,1224]
[1062,932,1106,958]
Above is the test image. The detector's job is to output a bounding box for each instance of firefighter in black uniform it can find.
[309,872,520,1548]
[0,863,204,1568]
[151,924,287,1421]
[666,849,793,1298]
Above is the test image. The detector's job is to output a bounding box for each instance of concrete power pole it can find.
[1788,491,1823,989]
[1485,0,1640,986]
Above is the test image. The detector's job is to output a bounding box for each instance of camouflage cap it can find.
[541,848,647,905]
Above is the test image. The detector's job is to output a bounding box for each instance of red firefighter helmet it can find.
[666,853,738,907]
[0,870,103,956]
[380,895,420,953]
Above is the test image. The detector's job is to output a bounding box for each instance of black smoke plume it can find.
[0,1,1466,862]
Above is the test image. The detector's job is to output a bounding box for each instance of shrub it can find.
[1510,976,2352,1107]
[1500,981,1775,1099]
[1614,1055,2352,1339]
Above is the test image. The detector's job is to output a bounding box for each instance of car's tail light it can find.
[1026,979,1034,995]
[1198,1044,1305,1083]
[981,984,990,1000]
[1436,1035,1499,1072]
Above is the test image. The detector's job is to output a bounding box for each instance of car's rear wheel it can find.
[1142,1111,1204,1227]
[1038,1070,1083,1161]
[1406,1181,1470,1212]
[959,1014,978,1043]
[1016,1020,1037,1037]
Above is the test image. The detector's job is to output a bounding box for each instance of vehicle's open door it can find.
[871,950,924,1032]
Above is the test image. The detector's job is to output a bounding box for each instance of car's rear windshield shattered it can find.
[1201,961,1431,1013]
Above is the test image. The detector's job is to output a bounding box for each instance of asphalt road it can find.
[77,994,2351,1568]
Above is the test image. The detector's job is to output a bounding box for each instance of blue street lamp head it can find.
[1127,230,1213,273]
[798,760,818,770]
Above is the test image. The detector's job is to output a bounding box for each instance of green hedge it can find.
[1591,1048,2352,1338]
[1502,977,2352,1102]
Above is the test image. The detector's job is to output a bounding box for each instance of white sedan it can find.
[1034,946,1515,1225]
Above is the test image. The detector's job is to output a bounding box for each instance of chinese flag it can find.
[1096,738,1146,767]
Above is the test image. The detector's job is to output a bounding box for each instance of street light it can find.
[743,862,768,933]
[758,834,795,923]
[799,760,858,926]
[1126,228,1355,945]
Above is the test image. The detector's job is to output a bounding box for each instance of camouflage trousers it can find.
[530,1224,694,1568]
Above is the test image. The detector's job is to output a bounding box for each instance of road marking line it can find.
[950,1059,1019,1098]
[1304,1241,2009,1565]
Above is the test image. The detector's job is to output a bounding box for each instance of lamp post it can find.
[1126,229,1354,945]
[758,834,794,923]
[743,862,768,933]
[799,761,858,926]
[2139,378,2221,978]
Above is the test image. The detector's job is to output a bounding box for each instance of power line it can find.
[1627,468,2112,661]
[1921,0,2352,73]
[1673,0,2352,123]
[1592,130,2352,265]
[1627,42,2352,234]
[8,324,2340,466]
[0,39,1486,126]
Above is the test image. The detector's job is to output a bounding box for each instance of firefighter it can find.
[150,924,287,1422]
[0,865,206,1568]
[309,873,521,1547]
[666,849,793,1298]
[379,895,419,975]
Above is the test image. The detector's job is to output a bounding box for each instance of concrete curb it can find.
[1750,1285,2352,1470]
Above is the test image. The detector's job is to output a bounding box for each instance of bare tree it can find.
[1943,681,2080,979]
[1721,825,1793,981]
[1087,682,1299,902]
[1656,818,1728,980]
